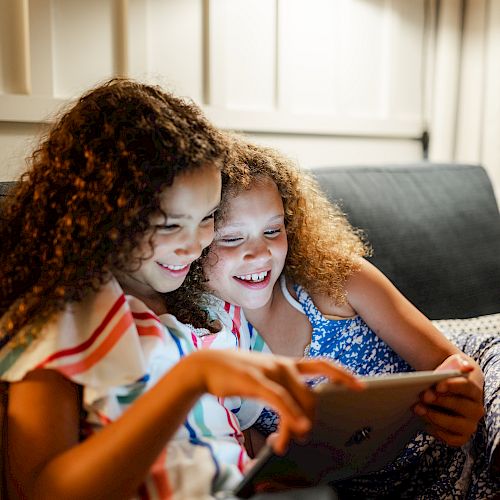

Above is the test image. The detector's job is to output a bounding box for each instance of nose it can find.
[175,233,203,260]
[243,238,272,264]
[175,226,213,260]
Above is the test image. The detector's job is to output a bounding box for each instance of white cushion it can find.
[432,313,500,336]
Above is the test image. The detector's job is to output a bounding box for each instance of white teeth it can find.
[159,263,187,271]
[236,271,268,282]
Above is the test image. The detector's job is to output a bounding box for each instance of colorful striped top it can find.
[0,278,263,499]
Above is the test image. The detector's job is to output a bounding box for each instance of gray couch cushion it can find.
[311,164,500,320]
[0,182,15,198]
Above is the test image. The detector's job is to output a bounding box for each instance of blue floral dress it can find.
[247,277,500,499]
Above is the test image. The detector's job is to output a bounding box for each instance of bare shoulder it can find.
[8,368,81,440]
[308,281,358,320]
[310,258,390,318]
[344,258,391,296]
[9,367,81,411]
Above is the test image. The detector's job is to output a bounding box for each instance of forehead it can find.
[158,163,221,215]
[223,178,284,221]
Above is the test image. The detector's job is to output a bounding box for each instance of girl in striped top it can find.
[0,80,361,499]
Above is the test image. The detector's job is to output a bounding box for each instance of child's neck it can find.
[242,281,281,329]
[116,275,168,315]
[242,278,312,357]
[138,294,168,316]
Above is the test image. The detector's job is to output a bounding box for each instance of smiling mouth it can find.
[234,270,270,283]
[157,262,190,272]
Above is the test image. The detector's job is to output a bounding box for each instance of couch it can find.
[310,163,500,320]
[311,162,500,484]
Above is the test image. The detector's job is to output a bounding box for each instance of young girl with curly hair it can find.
[0,80,361,499]
[195,136,500,498]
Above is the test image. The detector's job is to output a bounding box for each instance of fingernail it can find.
[436,382,447,393]
[424,391,436,403]
[414,404,427,416]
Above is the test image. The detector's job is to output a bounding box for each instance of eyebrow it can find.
[223,214,284,228]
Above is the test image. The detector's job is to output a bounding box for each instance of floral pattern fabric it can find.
[244,279,500,499]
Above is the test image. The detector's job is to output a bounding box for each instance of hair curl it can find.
[0,78,226,347]
[177,134,370,315]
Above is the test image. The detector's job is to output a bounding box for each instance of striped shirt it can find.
[0,278,263,499]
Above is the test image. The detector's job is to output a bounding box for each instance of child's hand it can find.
[188,350,364,454]
[414,353,485,447]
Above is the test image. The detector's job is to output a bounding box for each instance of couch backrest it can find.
[0,182,15,198]
[311,163,500,320]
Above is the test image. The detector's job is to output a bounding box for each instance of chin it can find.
[158,281,184,294]
[240,296,272,311]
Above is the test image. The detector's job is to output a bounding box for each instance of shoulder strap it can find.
[279,275,304,314]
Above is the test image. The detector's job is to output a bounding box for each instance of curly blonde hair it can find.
[0,78,226,347]
[173,135,370,317]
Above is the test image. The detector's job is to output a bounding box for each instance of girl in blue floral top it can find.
[192,135,500,499]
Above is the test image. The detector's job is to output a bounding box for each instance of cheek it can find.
[273,235,288,261]
[152,235,176,256]
[134,237,156,261]
[200,225,215,249]
[206,249,236,282]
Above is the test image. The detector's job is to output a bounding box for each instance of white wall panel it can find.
[455,0,486,165]
[208,0,425,137]
[481,0,500,201]
[336,0,388,117]
[208,0,276,110]
[278,0,339,113]
[127,0,148,79]
[28,0,55,95]
[428,0,462,162]
[386,0,425,120]
[277,0,424,120]
[0,122,48,180]
[52,0,114,97]
[0,0,434,181]
[146,0,204,102]
[0,0,30,94]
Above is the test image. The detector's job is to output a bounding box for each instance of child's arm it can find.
[341,259,459,368]
[312,258,484,447]
[7,350,362,499]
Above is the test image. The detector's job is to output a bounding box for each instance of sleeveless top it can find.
[231,277,500,499]
[251,276,411,435]
[0,278,263,499]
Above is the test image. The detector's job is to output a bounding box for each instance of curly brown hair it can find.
[174,134,370,316]
[0,78,227,347]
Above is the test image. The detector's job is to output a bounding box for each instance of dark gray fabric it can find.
[311,164,500,320]
[0,182,15,198]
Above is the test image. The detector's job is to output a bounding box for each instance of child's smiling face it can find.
[122,163,221,301]
[205,177,288,310]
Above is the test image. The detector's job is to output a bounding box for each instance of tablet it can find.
[235,369,464,498]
